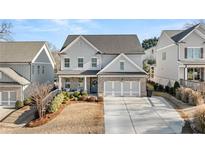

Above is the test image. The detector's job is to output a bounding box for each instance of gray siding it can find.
[0,71,16,83]
[34,49,51,63]
[0,63,31,81]
[31,63,54,83]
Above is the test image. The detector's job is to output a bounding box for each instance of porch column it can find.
[84,76,87,91]
[185,67,188,80]
[59,76,62,90]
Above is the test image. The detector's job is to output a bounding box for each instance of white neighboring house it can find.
[58,35,147,97]
[143,46,157,79]
[155,23,205,86]
[143,46,157,61]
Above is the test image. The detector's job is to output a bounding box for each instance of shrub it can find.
[169,87,175,95]
[73,91,80,97]
[176,88,182,100]
[81,91,88,96]
[88,96,97,102]
[174,81,180,90]
[48,92,65,113]
[62,91,69,101]
[157,84,164,92]
[165,86,170,93]
[193,106,205,133]
[78,95,88,101]
[97,96,104,102]
[181,88,192,103]
[191,91,204,106]
[15,100,24,109]
[23,98,33,106]
[153,83,158,91]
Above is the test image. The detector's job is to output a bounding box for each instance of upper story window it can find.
[64,58,70,68]
[120,61,125,70]
[32,66,35,74]
[78,58,84,68]
[186,48,202,59]
[162,52,166,60]
[91,58,97,68]
[42,66,45,74]
[37,65,40,75]
[0,71,2,79]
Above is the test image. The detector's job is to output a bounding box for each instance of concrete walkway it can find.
[0,106,15,121]
[104,96,185,134]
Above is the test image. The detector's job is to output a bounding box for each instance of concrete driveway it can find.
[0,106,15,121]
[104,96,184,134]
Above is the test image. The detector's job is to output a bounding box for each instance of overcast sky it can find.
[0,19,197,49]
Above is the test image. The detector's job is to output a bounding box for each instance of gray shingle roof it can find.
[0,41,46,63]
[57,70,99,75]
[0,67,30,85]
[61,35,144,54]
[163,24,200,43]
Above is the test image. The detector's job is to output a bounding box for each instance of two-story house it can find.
[155,23,205,86]
[57,35,147,97]
[0,41,55,106]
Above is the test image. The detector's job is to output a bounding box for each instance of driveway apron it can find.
[104,96,184,134]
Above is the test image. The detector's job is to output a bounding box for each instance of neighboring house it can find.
[51,51,60,81]
[155,23,205,86]
[58,35,147,97]
[143,46,157,80]
[0,41,55,106]
[143,46,157,61]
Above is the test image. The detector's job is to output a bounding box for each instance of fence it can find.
[180,79,205,94]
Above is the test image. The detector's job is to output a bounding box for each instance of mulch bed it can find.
[26,101,72,127]
[26,100,103,128]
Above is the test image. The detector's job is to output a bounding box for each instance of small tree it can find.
[28,83,53,118]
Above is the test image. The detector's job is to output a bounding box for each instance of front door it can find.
[90,77,98,93]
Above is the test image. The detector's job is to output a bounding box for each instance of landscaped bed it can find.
[26,90,104,128]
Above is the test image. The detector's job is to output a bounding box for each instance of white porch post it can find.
[84,76,87,91]
[185,67,188,80]
[59,76,62,90]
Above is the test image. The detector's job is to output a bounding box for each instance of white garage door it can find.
[0,91,16,106]
[104,81,140,97]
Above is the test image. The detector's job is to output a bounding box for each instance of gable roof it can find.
[97,53,147,75]
[60,35,144,54]
[0,41,46,63]
[163,24,201,43]
[0,67,30,85]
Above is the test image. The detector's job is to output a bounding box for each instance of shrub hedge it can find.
[48,92,65,113]
[15,100,24,109]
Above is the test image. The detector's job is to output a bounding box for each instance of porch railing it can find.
[180,79,205,93]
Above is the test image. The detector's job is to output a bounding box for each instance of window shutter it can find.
[201,48,204,58]
[185,48,187,59]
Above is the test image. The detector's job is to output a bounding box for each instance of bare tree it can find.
[28,83,53,118]
[184,19,205,28]
[0,22,13,41]
[46,41,58,52]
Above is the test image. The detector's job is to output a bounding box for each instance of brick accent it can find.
[98,76,147,97]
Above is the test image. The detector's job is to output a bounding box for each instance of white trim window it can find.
[64,58,70,68]
[78,58,84,68]
[0,71,2,79]
[120,61,125,70]
[187,48,202,59]
[91,58,97,68]
[42,66,45,74]
[162,52,166,60]
[37,65,40,75]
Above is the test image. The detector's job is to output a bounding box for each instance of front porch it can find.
[179,66,205,82]
[58,76,98,94]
